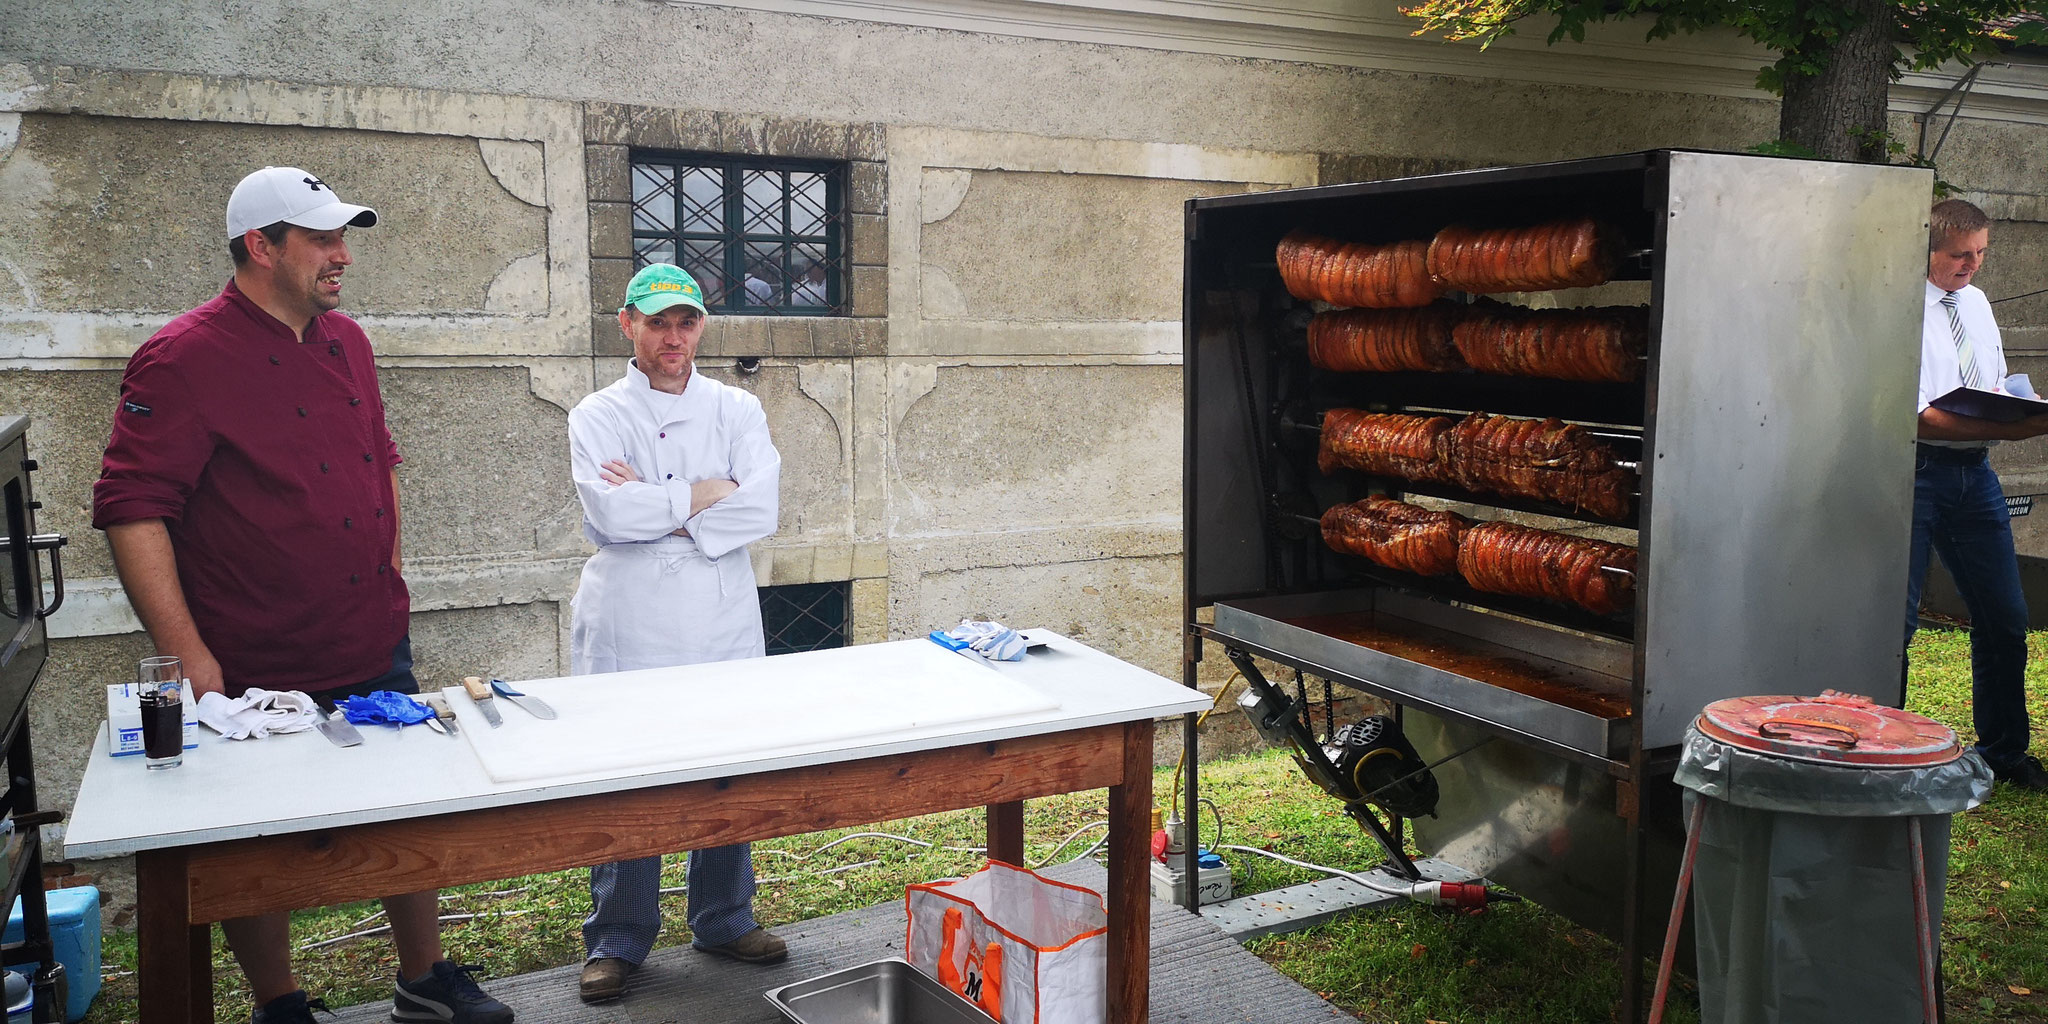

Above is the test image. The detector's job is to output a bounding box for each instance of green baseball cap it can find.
[620,263,707,316]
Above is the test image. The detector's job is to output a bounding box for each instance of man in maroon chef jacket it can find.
[91,167,515,1024]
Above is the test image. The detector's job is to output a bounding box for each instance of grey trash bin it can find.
[1657,691,1993,1024]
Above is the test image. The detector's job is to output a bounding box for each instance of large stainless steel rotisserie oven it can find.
[1181,151,1933,1018]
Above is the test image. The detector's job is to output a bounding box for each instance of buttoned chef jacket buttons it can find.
[329,344,339,356]
[349,573,360,584]
[375,508,385,517]
[269,356,281,365]
[343,517,352,529]
[362,453,373,462]
[297,407,307,417]
[350,398,362,406]
[377,564,388,575]
[320,462,330,473]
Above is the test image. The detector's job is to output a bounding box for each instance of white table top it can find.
[64,631,1209,859]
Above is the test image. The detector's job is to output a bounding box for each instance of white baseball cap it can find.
[225,166,378,239]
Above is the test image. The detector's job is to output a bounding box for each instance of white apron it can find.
[571,542,764,674]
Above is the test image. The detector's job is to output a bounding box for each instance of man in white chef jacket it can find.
[567,263,786,1003]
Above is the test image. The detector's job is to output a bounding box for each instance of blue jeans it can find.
[314,635,418,699]
[1906,449,2032,771]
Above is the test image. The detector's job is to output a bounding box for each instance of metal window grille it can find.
[761,581,850,655]
[630,152,847,315]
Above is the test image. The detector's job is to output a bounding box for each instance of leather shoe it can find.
[694,926,788,964]
[578,957,634,1004]
[1994,755,2048,792]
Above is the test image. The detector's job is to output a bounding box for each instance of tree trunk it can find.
[1778,0,1896,162]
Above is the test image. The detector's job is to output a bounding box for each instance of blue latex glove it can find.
[339,690,435,726]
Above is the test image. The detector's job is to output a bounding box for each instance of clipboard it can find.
[1929,386,2048,423]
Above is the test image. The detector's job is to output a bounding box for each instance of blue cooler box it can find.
[5,886,101,1023]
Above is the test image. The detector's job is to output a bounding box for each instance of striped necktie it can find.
[1943,291,1982,388]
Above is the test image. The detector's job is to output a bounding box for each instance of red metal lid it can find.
[1694,690,1961,767]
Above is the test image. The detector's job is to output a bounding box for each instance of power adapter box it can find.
[105,683,198,757]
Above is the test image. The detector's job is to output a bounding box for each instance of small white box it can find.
[105,683,198,757]
[1149,859,1234,906]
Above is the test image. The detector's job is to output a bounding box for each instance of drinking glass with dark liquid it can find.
[139,655,184,770]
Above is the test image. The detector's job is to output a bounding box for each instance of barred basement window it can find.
[761,581,850,656]
[631,152,847,315]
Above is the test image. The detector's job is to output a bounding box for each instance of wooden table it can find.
[66,632,1209,1024]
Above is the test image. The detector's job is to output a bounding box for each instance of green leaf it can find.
[1750,138,1820,159]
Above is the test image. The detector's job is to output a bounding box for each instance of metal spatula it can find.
[315,700,364,747]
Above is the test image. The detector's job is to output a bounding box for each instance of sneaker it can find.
[391,961,514,1024]
[578,957,634,1004]
[693,926,788,964]
[1994,755,2048,792]
[252,991,329,1024]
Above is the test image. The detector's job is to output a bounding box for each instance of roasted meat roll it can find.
[1319,497,1470,577]
[1277,230,1445,309]
[1308,304,1468,373]
[1441,413,1636,521]
[1457,521,1638,616]
[1426,218,1619,293]
[1451,303,1648,383]
[1317,409,1453,479]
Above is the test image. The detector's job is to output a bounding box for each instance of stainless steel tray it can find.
[764,958,989,1024]
[1211,589,1633,759]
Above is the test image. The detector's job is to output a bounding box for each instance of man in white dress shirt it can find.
[1906,199,2048,791]
[567,263,788,1002]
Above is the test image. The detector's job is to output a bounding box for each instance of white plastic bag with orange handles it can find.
[905,860,1108,1023]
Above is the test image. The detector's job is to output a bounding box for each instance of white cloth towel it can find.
[195,687,321,740]
[945,619,1028,662]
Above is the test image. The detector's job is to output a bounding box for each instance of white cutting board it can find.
[443,640,1061,784]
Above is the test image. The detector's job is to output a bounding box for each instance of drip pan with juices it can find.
[1210,588,1633,759]
[764,958,988,1024]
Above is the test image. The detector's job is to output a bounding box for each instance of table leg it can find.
[137,848,212,1024]
[987,801,1025,866]
[1105,718,1154,1024]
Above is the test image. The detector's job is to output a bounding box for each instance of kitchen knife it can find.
[420,694,461,737]
[314,700,364,747]
[489,678,558,720]
[462,675,504,728]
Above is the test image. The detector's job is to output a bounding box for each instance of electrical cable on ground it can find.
[1213,844,1413,897]
[1214,843,1519,909]
[300,824,1130,951]
[299,910,533,951]
[1172,671,1245,818]
[1031,820,1108,868]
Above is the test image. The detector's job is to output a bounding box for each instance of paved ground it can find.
[324,860,1350,1022]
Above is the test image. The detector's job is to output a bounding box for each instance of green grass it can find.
[1908,629,2048,1023]
[79,629,2048,1022]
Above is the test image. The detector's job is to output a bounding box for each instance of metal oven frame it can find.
[1179,151,1933,1021]
[0,414,69,1021]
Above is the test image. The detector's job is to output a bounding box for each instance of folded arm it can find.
[682,403,781,559]
[569,408,703,542]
